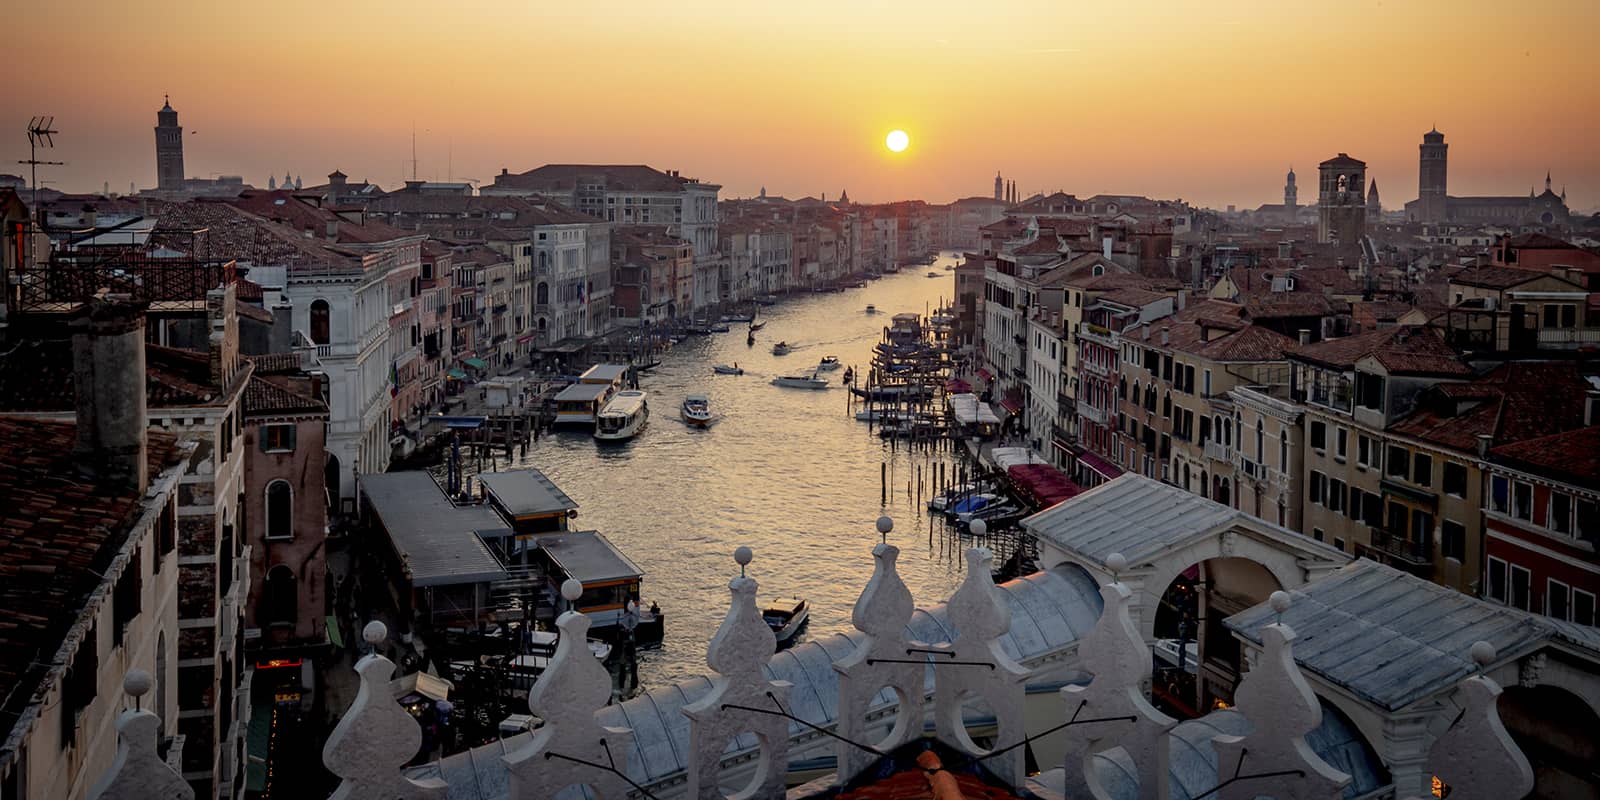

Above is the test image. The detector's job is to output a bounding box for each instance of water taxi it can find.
[771,373,829,390]
[712,364,744,375]
[681,394,713,427]
[816,355,841,371]
[772,341,792,356]
[594,390,649,441]
[926,271,941,278]
[864,304,878,314]
[762,597,809,647]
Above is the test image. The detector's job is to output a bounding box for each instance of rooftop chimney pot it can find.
[71,298,149,493]
[1298,329,1311,345]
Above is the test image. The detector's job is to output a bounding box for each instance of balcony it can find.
[1367,527,1434,575]
[1204,440,1232,462]
[1535,328,1600,349]
[1077,400,1106,426]
[1078,321,1116,347]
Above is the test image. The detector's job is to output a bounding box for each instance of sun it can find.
[885,129,909,152]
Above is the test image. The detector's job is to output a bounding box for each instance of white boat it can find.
[926,271,940,278]
[681,394,713,427]
[771,373,829,390]
[772,341,792,356]
[816,355,841,371]
[594,390,649,441]
[708,322,731,333]
[763,597,809,647]
[712,364,744,375]
[722,313,754,323]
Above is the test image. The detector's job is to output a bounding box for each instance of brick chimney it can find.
[70,297,149,493]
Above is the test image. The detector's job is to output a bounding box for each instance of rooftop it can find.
[359,472,507,587]
[1488,424,1600,491]
[476,469,578,519]
[530,530,642,584]
[1289,326,1471,376]
[1389,361,1592,452]
[0,419,181,740]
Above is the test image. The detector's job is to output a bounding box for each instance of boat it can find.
[842,367,853,385]
[708,322,731,333]
[926,271,941,278]
[762,597,809,646]
[928,481,996,512]
[634,360,661,371]
[594,390,649,441]
[681,394,713,427]
[864,304,878,314]
[712,364,744,375]
[553,382,615,427]
[748,321,766,331]
[771,373,829,390]
[816,356,841,371]
[943,493,1000,519]
[722,313,754,323]
[772,341,792,356]
[958,502,1022,526]
[754,295,779,306]
[849,385,933,402]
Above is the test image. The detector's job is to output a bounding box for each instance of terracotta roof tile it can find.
[247,352,305,374]
[1448,266,1549,290]
[0,419,181,739]
[1490,426,1600,491]
[1291,326,1470,376]
[1389,362,1592,452]
[243,374,326,416]
[0,340,224,412]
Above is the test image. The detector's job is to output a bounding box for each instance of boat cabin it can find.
[578,363,629,388]
[477,469,578,538]
[553,382,613,425]
[888,312,923,344]
[528,530,661,643]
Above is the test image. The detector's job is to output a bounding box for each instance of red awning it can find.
[1074,450,1125,480]
[946,378,973,393]
[999,397,1022,415]
[1006,463,1084,510]
[976,368,993,382]
[516,333,536,344]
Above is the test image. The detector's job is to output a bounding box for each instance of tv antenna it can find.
[18,117,65,223]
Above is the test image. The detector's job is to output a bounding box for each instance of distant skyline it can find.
[11,0,1599,211]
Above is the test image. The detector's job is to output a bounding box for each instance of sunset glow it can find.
[8,0,1600,207]
[886,130,909,153]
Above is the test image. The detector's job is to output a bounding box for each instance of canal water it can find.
[499,254,979,687]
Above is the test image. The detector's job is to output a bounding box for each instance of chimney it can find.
[83,204,98,229]
[1102,236,1113,259]
[1176,289,1188,310]
[1298,329,1311,345]
[501,167,509,176]
[1160,327,1170,346]
[1141,326,1150,342]
[326,219,339,240]
[1475,433,1493,458]
[1586,390,1600,426]
[70,297,149,493]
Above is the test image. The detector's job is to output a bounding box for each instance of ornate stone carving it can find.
[505,580,635,799]
[1060,566,1176,800]
[322,623,447,800]
[682,549,791,799]
[833,540,923,784]
[1210,593,1349,800]
[89,671,194,800]
[932,547,1031,786]
[1424,643,1534,800]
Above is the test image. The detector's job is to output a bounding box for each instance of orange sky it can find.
[11,0,1600,210]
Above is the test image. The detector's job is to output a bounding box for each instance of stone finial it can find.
[504,587,634,799]
[321,623,447,800]
[933,548,1030,786]
[88,673,194,800]
[833,542,923,784]
[969,517,987,537]
[1211,623,1349,800]
[1424,644,1533,800]
[682,549,791,799]
[1060,581,1175,799]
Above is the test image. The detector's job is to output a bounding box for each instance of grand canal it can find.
[501,255,979,687]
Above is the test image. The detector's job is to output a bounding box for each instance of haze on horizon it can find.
[12,0,1600,210]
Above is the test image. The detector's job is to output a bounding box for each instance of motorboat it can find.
[712,364,744,375]
[864,304,878,314]
[816,355,841,371]
[722,313,754,323]
[681,394,713,427]
[708,322,731,333]
[763,597,809,646]
[945,264,956,271]
[957,502,1022,526]
[926,271,941,278]
[771,373,829,390]
[772,341,792,356]
[943,493,1000,519]
[594,390,649,441]
[754,295,779,306]
[928,481,996,512]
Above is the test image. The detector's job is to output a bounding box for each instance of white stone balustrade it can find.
[89,671,193,800]
[504,579,636,799]
[1408,642,1535,800]
[682,547,792,799]
[1058,552,1177,800]
[321,622,447,800]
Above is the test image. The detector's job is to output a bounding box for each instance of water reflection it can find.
[500,258,973,687]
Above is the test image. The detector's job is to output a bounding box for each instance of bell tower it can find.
[154,96,184,191]
[1284,167,1298,212]
[1317,153,1367,245]
[1418,128,1448,224]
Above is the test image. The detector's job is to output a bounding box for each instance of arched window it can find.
[310,299,330,345]
[265,565,296,625]
[266,480,293,539]
[536,282,549,305]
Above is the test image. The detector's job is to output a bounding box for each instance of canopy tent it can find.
[988,446,1048,471]
[462,357,490,370]
[1007,463,1083,509]
[948,393,1002,426]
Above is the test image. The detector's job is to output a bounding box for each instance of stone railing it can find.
[91,524,1535,800]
